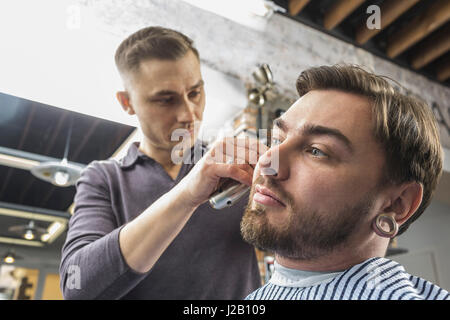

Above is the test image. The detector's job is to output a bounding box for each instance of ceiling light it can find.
[31,115,82,187]
[8,220,46,241]
[41,221,64,243]
[47,221,63,235]
[23,229,35,240]
[2,250,22,264]
[4,256,14,264]
[53,170,70,186]
[31,159,82,187]
[0,202,68,246]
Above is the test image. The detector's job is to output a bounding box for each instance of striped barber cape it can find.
[246,257,450,300]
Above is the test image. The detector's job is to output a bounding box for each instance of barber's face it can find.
[241,89,386,260]
[125,50,205,151]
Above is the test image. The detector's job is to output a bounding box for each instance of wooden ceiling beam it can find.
[386,0,450,58]
[411,25,450,70]
[323,0,365,30]
[288,0,310,16]
[355,0,420,45]
[437,59,450,82]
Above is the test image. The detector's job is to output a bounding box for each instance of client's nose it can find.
[258,147,280,177]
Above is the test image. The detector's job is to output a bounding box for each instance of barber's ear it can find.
[383,182,423,226]
[116,91,135,115]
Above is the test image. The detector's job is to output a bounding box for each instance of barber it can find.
[59,26,264,299]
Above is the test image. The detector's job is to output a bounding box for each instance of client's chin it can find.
[240,204,275,252]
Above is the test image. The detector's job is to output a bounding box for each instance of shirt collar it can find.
[119,140,208,169]
[270,260,344,288]
[119,142,145,168]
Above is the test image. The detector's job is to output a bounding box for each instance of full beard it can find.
[240,178,376,261]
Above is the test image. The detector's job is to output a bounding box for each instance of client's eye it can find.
[309,147,328,158]
[271,137,282,146]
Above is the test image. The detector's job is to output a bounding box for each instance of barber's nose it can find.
[258,144,288,180]
[178,99,196,122]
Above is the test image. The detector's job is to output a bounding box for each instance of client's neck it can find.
[275,239,387,272]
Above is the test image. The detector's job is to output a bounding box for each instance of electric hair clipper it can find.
[209,179,250,210]
[208,63,276,210]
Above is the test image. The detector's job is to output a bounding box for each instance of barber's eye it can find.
[189,91,201,99]
[157,97,175,105]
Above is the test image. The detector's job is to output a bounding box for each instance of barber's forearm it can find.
[118,182,198,274]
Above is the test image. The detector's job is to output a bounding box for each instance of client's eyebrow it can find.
[273,117,354,154]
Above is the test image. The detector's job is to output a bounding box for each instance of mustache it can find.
[252,175,293,207]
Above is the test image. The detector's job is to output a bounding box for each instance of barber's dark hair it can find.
[115,26,199,77]
[296,64,443,235]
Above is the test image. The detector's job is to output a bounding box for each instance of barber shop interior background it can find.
[0,0,449,300]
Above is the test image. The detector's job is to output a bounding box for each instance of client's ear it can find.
[383,182,423,226]
[116,91,135,115]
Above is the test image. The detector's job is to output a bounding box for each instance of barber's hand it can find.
[177,137,268,209]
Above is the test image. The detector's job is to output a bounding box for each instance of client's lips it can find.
[253,184,286,207]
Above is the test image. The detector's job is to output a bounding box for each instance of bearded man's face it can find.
[241,90,386,260]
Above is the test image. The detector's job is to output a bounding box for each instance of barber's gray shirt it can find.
[59,142,261,300]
